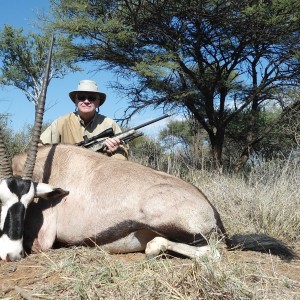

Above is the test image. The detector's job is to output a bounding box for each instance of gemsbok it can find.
[0,36,68,261]
[12,143,228,258]
[11,143,295,261]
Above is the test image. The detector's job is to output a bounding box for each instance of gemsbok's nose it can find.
[6,250,24,262]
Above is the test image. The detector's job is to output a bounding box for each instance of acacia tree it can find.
[159,118,210,169]
[0,25,80,107]
[49,0,300,171]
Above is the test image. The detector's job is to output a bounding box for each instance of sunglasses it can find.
[77,95,98,102]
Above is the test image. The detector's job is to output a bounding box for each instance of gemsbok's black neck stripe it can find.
[2,202,26,240]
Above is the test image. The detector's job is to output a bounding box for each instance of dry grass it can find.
[186,159,300,243]
[32,248,252,299]
[1,158,300,299]
[1,245,299,299]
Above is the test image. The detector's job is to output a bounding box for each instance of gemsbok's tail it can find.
[225,233,297,261]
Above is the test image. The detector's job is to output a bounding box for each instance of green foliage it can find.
[159,120,194,146]
[0,116,51,158]
[159,118,211,169]
[224,106,298,167]
[0,116,29,157]
[127,135,165,170]
[0,25,80,105]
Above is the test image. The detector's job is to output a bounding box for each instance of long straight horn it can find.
[22,35,55,180]
[0,127,13,180]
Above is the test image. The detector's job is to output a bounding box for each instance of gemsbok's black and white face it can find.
[0,176,67,261]
[0,177,35,261]
[0,35,61,261]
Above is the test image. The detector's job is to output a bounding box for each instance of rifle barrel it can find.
[132,114,170,131]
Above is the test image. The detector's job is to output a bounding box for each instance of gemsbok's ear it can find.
[34,182,69,200]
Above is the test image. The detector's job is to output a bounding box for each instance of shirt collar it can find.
[75,111,98,128]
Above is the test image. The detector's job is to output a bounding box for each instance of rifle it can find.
[78,114,170,152]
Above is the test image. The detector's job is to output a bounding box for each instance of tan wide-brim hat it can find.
[69,80,106,106]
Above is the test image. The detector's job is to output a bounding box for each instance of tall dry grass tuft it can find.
[184,159,300,244]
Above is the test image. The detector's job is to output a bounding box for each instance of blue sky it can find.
[0,0,168,136]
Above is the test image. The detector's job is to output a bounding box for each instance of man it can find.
[40,80,128,159]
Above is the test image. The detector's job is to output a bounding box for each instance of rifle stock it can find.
[76,128,114,147]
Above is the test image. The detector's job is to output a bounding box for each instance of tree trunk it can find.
[210,129,224,174]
